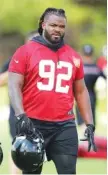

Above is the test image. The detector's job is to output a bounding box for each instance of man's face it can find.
[42,14,66,44]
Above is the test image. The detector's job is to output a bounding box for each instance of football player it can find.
[76,44,106,126]
[8,8,97,174]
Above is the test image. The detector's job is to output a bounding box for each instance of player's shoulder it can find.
[15,41,39,54]
[21,41,37,49]
[65,44,82,59]
[26,40,43,52]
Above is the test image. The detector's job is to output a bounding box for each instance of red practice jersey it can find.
[97,56,107,71]
[9,41,84,121]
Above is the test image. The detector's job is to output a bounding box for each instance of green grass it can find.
[0,87,107,174]
[43,159,107,174]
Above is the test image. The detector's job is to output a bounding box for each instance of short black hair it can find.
[38,8,66,35]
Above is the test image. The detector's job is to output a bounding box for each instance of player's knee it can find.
[53,154,77,174]
[57,162,76,174]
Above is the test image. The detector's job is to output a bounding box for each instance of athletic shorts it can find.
[31,118,78,161]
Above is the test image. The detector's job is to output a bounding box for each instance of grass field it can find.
[0,86,107,174]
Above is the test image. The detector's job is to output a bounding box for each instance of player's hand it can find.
[16,113,35,135]
[80,124,97,152]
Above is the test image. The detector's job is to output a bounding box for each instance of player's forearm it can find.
[8,85,25,116]
[75,87,94,125]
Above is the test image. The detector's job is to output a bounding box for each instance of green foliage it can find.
[0,0,106,56]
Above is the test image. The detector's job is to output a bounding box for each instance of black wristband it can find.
[16,113,26,120]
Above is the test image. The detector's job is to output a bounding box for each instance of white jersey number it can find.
[37,60,72,93]
[37,60,55,91]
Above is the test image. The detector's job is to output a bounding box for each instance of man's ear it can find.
[42,22,46,30]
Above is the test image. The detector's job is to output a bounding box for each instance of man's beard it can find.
[43,29,64,44]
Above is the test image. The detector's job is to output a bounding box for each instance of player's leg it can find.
[22,165,43,174]
[49,125,78,174]
[52,154,77,174]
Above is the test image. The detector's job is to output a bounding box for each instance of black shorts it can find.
[31,118,78,161]
[8,105,16,139]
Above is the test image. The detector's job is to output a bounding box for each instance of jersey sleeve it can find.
[75,56,84,80]
[8,45,27,75]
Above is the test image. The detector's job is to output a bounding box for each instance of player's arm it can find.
[99,68,106,79]
[8,72,25,116]
[0,71,8,86]
[73,55,97,152]
[73,78,93,125]
[8,45,34,135]
[8,46,26,116]
[73,79,97,152]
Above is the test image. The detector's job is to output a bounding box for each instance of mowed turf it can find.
[0,86,107,174]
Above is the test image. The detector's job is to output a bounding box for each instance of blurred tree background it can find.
[0,0,107,62]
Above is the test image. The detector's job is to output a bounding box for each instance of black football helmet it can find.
[0,143,3,165]
[11,130,45,172]
[82,44,94,56]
